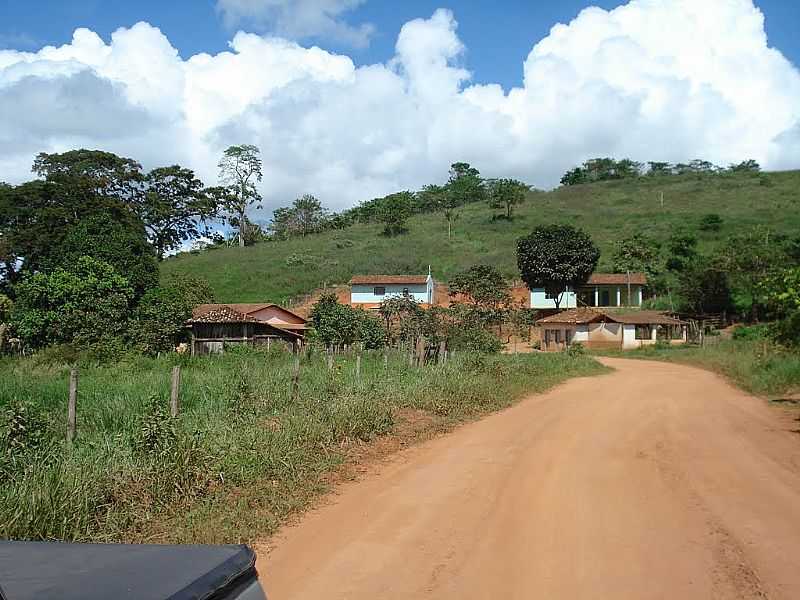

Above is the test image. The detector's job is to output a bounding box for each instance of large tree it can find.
[139,166,220,259]
[516,225,600,309]
[12,256,134,349]
[446,162,485,207]
[612,233,661,279]
[377,191,414,236]
[487,178,529,220]
[420,184,458,240]
[218,144,263,247]
[449,265,511,309]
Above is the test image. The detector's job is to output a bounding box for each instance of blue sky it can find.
[1,0,798,91]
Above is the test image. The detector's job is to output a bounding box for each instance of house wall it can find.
[539,324,575,351]
[530,287,578,309]
[587,322,623,349]
[351,283,429,304]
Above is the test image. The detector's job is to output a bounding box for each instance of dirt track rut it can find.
[259,358,800,599]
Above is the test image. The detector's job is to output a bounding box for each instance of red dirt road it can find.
[258,358,800,599]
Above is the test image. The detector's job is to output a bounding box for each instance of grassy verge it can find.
[0,348,606,543]
[594,339,800,397]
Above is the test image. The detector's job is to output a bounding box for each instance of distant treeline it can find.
[560,158,761,186]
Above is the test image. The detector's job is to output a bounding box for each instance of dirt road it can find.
[259,358,800,599]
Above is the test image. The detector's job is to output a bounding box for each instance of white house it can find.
[529,273,647,309]
[536,308,687,351]
[349,271,435,308]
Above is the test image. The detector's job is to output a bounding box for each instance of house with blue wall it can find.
[529,273,647,309]
[349,271,435,308]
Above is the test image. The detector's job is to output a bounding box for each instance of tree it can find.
[131,275,215,355]
[420,184,459,239]
[309,293,385,349]
[487,178,529,220]
[218,145,263,247]
[449,265,511,309]
[446,162,485,206]
[612,233,661,280]
[138,166,220,259]
[647,162,672,176]
[677,258,732,315]
[665,229,698,272]
[377,192,414,236]
[2,151,148,285]
[270,194,329,240]
[51,213,158,299]
[292,194,328,237]
[11,256,134,349]
[560,167,588,186]
[763,267,800,346]
[516,225,600,309]
[729,159,760,173]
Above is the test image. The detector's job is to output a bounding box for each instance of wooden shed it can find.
[187,306,302,355]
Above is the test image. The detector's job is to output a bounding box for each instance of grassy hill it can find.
[161,170,800,303]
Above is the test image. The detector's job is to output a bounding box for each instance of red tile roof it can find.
[586,273,647,285]
[350,275,429,285]
[188,306,260,324]
[192,303,307,323]
[537,308,683,326]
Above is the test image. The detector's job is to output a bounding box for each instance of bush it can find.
[448,327,503,353]
[732,324,770,341]
[699,213,723,232]
[566,342,585,357]
[11,256,134,350]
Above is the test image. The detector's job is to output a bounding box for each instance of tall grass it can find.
[0,348,606,543]
[596,339,800,397]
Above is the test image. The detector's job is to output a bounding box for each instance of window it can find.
[402,287,410,296]
[635,325,652,340]
[373,286,386,296]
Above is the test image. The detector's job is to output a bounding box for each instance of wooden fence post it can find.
[383,349,388,369]
[415,336,426,367]
[438,340,447,365]
[67,368,78,445]
[355,353,361,382]
[326,348,334,371]
[170,365,181,417]
[291,355,301,401]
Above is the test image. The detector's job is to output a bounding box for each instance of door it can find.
[600,289,610,306]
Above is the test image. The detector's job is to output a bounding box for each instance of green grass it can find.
[595,339,800,397]
[161,170,800,303]
[0,348,607,543]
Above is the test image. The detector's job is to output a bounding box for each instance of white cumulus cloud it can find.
[0,0,798,217]
[215,0,374,48]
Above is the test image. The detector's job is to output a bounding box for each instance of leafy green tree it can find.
[516,225,600,309]
[762,267,800,346]
[420,184,459,239]
[131,275,215,355]
[12,256,133,349]
[647,162,672,176]
[51,213,158,299]
[665,229,698,272]
[487,178,529,220]
[377,192,414,236]
[138,166,220,259]
[292,194,328,237]
[446,162,485,206]
[677,258,732,315]
[218,145,263,247]
[560,167,588,186]
[612,233,661,279]
[449,265,511,309]
[716,227,786,320]
[309,293,385,348]
[728,159,760,173]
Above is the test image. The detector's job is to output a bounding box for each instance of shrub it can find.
[732,324,770,341]
[11,256,134,350]
[699,213,723,232]
[566,342,586,357]
[448,327,503,353]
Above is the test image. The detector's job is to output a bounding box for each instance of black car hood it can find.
[0,541,256,600]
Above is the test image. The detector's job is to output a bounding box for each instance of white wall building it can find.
[349,271,435,307]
